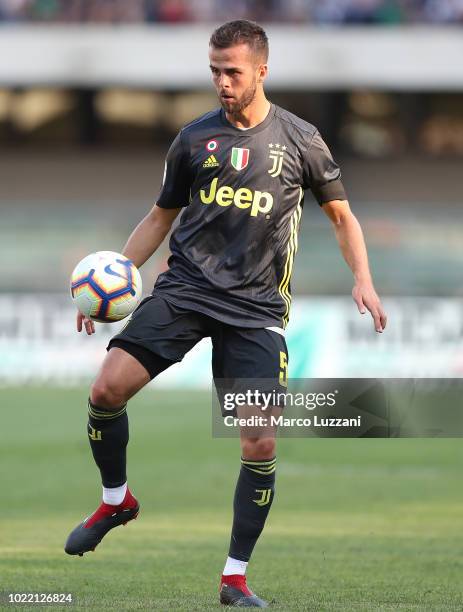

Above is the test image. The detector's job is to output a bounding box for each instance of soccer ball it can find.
[70,251,142,322]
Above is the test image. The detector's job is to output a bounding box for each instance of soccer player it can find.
[65,20,387,607]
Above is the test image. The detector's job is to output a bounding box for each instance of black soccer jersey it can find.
[154,103,346,329]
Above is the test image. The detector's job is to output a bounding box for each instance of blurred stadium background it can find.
[1,0,462,383]
[1,3,463,609]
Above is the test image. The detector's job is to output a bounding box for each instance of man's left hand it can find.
[352,283,387,333]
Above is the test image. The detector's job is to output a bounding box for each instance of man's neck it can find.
[225,97,271,130]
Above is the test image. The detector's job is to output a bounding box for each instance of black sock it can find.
[87,399,129,489]
[228,457,276,562]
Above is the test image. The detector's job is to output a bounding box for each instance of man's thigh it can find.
[212,325,288,420]
[92,347,152,403]
[212,325,288,382]
[108,294,210,380]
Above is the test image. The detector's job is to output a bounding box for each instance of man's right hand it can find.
[77,310,95,335]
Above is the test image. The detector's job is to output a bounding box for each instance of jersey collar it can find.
[219,103,275,136]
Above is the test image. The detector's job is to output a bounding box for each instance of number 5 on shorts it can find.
[279,351,288,387]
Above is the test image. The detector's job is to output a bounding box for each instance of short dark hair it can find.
[209,20,269,62]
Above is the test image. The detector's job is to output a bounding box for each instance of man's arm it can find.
[78,204,181,335]
[121,204,181,267]
[321,199,387,333]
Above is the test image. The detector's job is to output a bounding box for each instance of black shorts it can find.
[108,294,288,404]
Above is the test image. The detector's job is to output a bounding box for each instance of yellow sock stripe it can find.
[243,463,276,470]
[88,405,127,420]
[242,458,276,466]
[88,404,126,417]
[88,409,125,420]
[245,466,276,475]
[242,458,276,475]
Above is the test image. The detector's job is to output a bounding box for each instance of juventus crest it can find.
[268,143,286,178]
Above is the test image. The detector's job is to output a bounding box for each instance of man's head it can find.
[209,20,269,117]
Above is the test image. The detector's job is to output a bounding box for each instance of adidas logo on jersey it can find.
[203,155,220,168]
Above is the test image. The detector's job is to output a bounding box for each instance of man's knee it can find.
[90,379,128,409]
[241,437,276,460]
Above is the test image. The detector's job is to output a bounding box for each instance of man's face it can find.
[209,43,266,116]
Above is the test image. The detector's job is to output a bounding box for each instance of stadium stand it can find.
[0,0,462,24]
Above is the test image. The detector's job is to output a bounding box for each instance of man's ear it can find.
[257,63,268,83]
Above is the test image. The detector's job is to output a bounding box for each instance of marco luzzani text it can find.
[222,390,362,428]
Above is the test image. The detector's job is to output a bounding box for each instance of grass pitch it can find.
[1,387,462,611]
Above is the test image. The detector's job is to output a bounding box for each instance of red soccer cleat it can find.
[64,488,139,556]
[220,574,268,607]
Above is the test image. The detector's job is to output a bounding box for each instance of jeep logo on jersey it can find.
[231,147,250,171]
[200,178,273,217]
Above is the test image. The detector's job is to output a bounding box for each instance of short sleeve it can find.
[302,130,347,205]
[156,131,191,209]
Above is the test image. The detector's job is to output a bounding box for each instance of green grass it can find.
[1,388,462,611]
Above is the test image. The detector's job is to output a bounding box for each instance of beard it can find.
[219,79,257,116]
